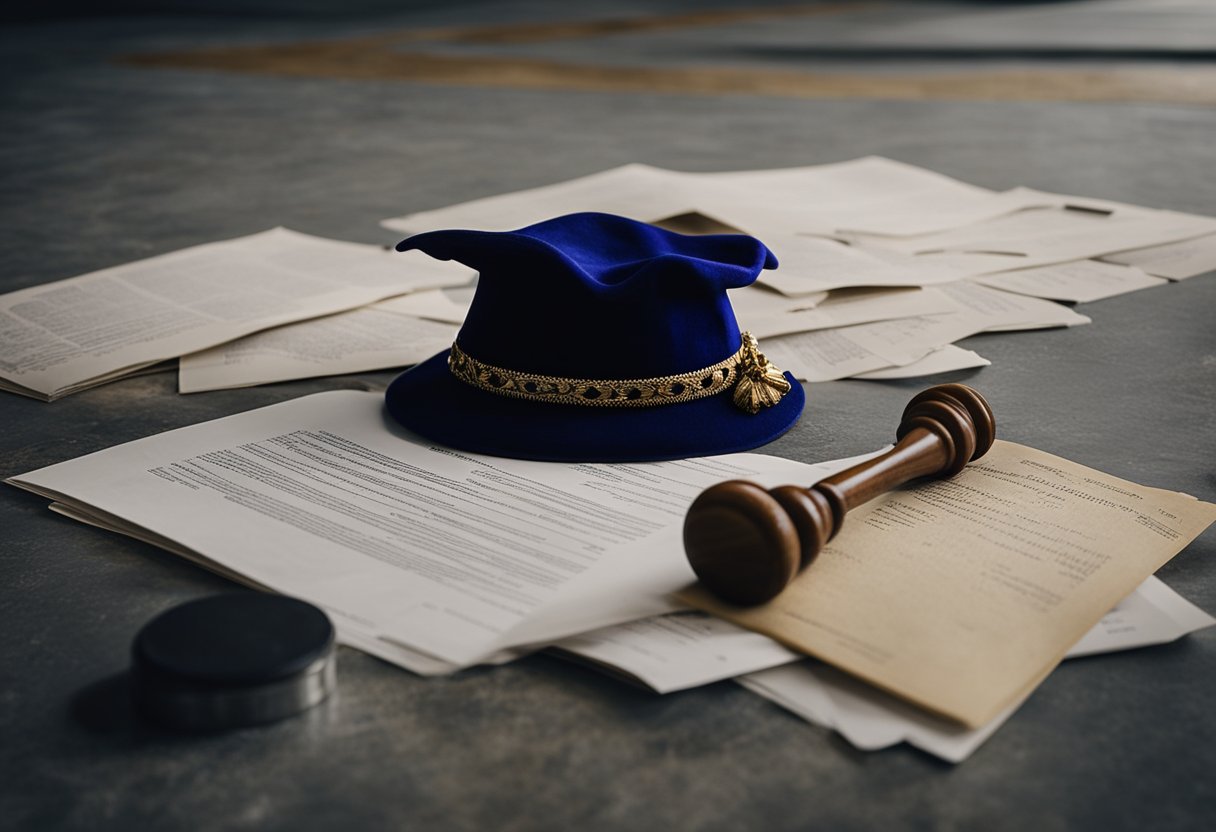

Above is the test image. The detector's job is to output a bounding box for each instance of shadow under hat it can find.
[385,212,804,462]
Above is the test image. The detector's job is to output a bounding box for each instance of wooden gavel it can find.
[683,383,995,606]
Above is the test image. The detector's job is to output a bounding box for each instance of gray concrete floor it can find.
[2,2,1215,830]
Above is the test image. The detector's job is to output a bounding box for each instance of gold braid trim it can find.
[447,332,790,414]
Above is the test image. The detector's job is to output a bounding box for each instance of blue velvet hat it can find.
[384,212,804,462]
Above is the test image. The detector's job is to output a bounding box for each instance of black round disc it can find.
[132,593,335,731]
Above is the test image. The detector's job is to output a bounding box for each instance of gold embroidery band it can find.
[447,332,791,414]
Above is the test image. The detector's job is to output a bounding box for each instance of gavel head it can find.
[683,383,995,606]
[682,480,810,606]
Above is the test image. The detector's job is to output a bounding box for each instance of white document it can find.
[44,497,494,676]
[1066,574,1216,658]
[975,260,1166,303]
[853,345,990,379]
[375,287,474,324]
[555,612,803,694]
[7,390,830,670]
[763,282,1087,382]
[381,157,1055,241]
[738,574,1214,763]
[740,661,1018,763]
[178,308,460,393]
[0,228,472,401]
[1102,232,1216,280]
[381,164,700,234]
[730,284,829,314]
[850,202,1216,276]
[690,157,1055,239]
[757,235,969,297]
[731,286,958,339]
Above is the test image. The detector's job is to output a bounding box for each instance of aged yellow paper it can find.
[682,440,1216,727]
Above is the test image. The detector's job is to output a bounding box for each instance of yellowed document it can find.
[739,575,1214,763]
[682,440,1216,727]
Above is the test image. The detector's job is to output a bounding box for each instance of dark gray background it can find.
[2,2,1214,829]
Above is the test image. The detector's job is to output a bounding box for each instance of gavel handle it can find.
[683,383,995,606]
[812,424,955,535]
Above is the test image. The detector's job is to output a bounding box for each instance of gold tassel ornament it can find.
[732,333,791,414]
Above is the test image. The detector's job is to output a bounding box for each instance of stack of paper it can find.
[9,391,1214,762]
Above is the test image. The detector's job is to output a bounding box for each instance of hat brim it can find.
[385,350,805,462]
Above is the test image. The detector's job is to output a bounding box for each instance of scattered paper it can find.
[975,260,1167,303]
[732,286,958,339]
[651,212,963,296]
[1102,232,1216,280]
[382,157,1056,241]
[0,228,471,401]
[382,160,1215,301]
[762,324,927,382]
[375,287,474,324]
[651,211,962,297]
[381,164,699,235]
[682,440,1216,727]
[1066,573,1216,658]
[688,156,1054,238]
[553,611,803,694]
[740,661,1020,763]
[178,308,459,393]
[849,202,1216,276]
[853,345,990,380]
[756,235,968,296]
[763,282,1087,382]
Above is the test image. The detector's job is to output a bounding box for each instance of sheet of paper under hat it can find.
[7,390,857,668]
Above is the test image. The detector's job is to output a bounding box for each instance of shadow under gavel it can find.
[683,383,996,606]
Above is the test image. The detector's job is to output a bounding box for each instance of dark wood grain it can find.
[683,383,995,605]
